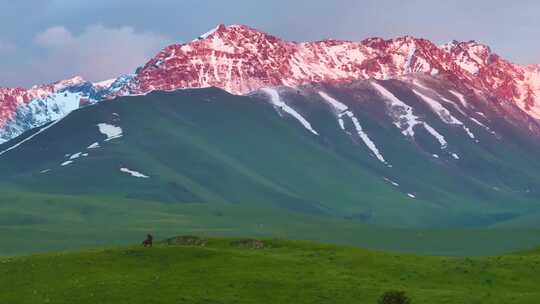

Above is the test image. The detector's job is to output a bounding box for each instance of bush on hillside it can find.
[164,235,207,246]
[377,290,411,304]
[230,239,266,249]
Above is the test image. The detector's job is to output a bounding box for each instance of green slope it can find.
[2,237,540,304]
[1,87,540,256]
[4,189,540,256]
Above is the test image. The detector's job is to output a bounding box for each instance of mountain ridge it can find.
[2,24,540,144]
[122,24,540,121]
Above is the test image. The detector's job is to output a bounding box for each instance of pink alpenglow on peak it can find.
[3,24,540,144]
[119,24,540,120]
[121,25,450,96]
[0,75,124,143]
[0,77,86,128]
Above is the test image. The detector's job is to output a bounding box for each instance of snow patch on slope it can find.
[384,177,400,187]
[423,123,448,148]
[439,96,467,116]
[371,82,421,137]
[448,90,468,108]
[370,82,448,149]
[0,117,65,157]
[413,90,476,140]
[318,91,388,164]
[69,152,82,160]
[61,160,73,166]
[470,117,497,135]
[87,142,100,149]
[261,88,319,135]
[120,167,149,178]
[97,123,123,141]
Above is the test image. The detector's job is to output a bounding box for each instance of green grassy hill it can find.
[2,236,540,304]
[2,87,540,256]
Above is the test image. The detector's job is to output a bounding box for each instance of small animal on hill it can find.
[142,234,153,248]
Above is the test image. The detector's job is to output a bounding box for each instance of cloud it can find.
[35,26,74,47]
[33,24,171,82]
[0,40,16,54]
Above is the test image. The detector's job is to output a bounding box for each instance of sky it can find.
[1,0,539,87]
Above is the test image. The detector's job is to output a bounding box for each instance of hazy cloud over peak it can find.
[31,25,171,84]
[2,0,540,87]
[35,26,74,48]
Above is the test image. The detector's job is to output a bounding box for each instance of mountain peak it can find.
[196,24,266,41]
[196,24,227,40]
[216,23,227,31]
[445,39,491,53]
[52,75,86,91]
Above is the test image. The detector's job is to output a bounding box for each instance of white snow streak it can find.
[440,96,467,116]
[318,92,348,112]
[0,116,65,157]
[470,117,497,135]
[404,45,416,73]
[414,90,459,124]
[371,82,448,149]
[61,160,73,166]
[120,167,149,178]
[371,82,421,137]
[384,177,400,187]
[69,152,82,160]
[87,142,100,149]
[261,88,319,135]
[413,90,476,140]
[423,123,448,148]
[448,90,468,108]
[476,112,487,118]
[198,26,219,40]
[319,91,388,164]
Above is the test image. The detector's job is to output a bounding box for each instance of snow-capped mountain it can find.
[121,24,540,122]
[5,24,540,255]
[3,80,540,231]
[3,24,540,143]
[0,75,133,143]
